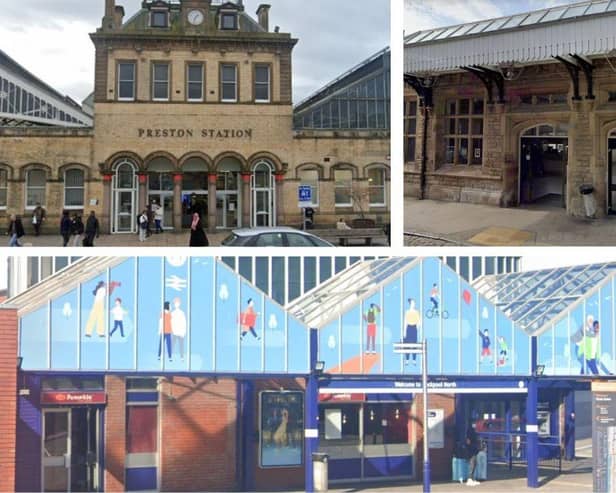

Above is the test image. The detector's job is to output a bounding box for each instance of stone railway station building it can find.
[0,0,390,234]
[404,0,616,218]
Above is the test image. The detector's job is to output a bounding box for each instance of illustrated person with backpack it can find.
[138,209,148,242]
[60,210,71,247]
[479,329,491,363]
[84,210,100,247]
[7,214,25,247]
[240,298,260,341]
[363,303,381,354]
[71,213,84,247]
[32,203,46,236]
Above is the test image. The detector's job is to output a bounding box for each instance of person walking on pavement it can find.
[138,209,148,242]
[71,213,84,247]
[32,203,46,236]
[146,203,154,237]
[84,210,100,247]
[60,210,72,247]
[7,214,25,247]
[189,212,209,247]
[152,200,163,233]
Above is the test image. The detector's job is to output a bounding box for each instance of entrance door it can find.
[112,160,138,233]
[216,193,239,229]
[182,192,208,228]
[520,137,567,207]
[149,193,173,230]
[608,138,616,214]
[251,161,276,227]
[43,408,100,492]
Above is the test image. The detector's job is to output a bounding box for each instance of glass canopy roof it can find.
[405,0,616,46]
[474,262,616,335]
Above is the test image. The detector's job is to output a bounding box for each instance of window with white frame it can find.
[254,64,271,103]
[334,169,353,207]
[187,63,204,102]
[152,63,170,101]
[298,168,319,206]
[221,64,238,102]
[118,62,136,101]
[0,168,7,208]
[368,167,386,206]
[26,169,46,208]
[64,169,85,208]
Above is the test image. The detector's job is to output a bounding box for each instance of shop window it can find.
[220,64,238,102]
[64,168,84,208]
[319,404,360,445]
[254,64,271,103]
[368,167,386,206]
[334,168,353,206]
[404,99,417,162]
[363,403,410,445]
[0,168,7,208]
[298,168,319,206]
[117,62,136,101]
[126,406,157,453]
[444,98,484,165]
[152,63,170,101]
[186,63,204,102]
[26,168,46,208]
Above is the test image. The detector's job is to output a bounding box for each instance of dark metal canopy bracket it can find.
[461,65,505,104]
[404,74,434,108]
[554,56,582,101]
[571,54,595,100]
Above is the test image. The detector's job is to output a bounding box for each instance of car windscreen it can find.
[221,233,243,246]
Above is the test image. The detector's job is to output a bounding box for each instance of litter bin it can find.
[579,184,596,217]
[312,452,329,492]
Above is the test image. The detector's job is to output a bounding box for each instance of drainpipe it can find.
[420,105,429,200]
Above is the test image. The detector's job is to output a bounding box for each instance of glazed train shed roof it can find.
[405,0,616,73]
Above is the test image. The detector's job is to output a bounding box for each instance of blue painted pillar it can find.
[305,328,319,493]
[564,391,575,461]
[526,378,539,488]
[240,380,255,492]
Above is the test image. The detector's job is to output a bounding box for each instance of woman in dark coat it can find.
[189,212,209,247]
[7,214,25,247]
[60,210,72,247]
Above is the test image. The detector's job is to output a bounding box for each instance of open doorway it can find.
[519,124,568,208]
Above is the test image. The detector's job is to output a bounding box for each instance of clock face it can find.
[188,9,204,26]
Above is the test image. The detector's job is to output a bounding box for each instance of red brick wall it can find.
[0,307,18,493]
[413,393,457,481]
[104,376,126,492]
[160,377,237,492]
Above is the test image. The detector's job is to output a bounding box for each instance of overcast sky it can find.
[404,0,584,34]
[1,0,390,104]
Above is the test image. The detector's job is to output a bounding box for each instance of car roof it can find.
[230,227,310,236]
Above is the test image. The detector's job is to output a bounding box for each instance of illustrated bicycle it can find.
[425,306,449,319]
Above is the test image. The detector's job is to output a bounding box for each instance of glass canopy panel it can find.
[586,1,609,14]
[405,32,425,44]
[609,0,616,12]
[421,28,447,42]
[482,17,511,32]
[466,20,492,35]
[562,4,590,18]
[456,23,480,36]
[500,14,528,29]
[520,10,548,25]
[435,25,463,39]
[540,6,568,22]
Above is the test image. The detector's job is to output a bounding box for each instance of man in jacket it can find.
[84,211,100,247]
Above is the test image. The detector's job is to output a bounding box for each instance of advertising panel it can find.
[260,391,304,468]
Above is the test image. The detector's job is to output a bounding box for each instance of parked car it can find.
[221,227,335,247]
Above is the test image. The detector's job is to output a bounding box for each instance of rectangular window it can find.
[26,169,46,208]
[118,62,136,101]
[126,406,157,453]
[443,98,484,166]
[64,169,85,208]
[334,169,353,207]
[368,167,386,206]
[152,63,170,101]
[363,404,410,445]
[0,169,7,208]
[404,99,418,162]
[186,63,204,102]
[221,12,237,30]
[254,64,270,102]
[221,64,237,102]
[150,10,168,28]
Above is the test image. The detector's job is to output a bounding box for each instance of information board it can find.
[593,382,616,492]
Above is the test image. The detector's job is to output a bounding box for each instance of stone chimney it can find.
[102,0,116,30]
[256,4,270,32]
[113,5,125,27]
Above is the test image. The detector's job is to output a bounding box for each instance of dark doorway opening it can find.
[608,138,616,214]
[520,137,568,208]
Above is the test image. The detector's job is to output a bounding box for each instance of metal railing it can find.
[477,432,562,473]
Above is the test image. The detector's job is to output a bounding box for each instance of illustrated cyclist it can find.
[430,283,439,312]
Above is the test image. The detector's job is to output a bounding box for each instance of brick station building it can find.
[0,0,390,234]
[404,0,616,218]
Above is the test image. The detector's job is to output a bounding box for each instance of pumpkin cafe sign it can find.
[138,128,253,139]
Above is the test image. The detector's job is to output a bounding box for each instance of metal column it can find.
[305,328,319,493]
[564,391,575,461]
[526,378,539,488]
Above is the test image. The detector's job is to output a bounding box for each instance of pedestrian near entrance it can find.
[152,200,163,233]
[465,425,480,486]
[31,203,46,236]
[71,213,85,246]
[84,211,100,247]
[60,210,71,247]
[189,212,209,247]
[138,209,148,242]
[7,214,25,247]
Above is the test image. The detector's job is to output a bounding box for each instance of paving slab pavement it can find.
[405,198,616,246]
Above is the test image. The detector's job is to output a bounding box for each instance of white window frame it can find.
[0,168,7,210]
[254,64,271,103]
[367,167,387,207]
[152,62,170,102]
[186,63,204,102]
[63,168,85,209]
[221,64,238,103]
[298,168,319,207]
[117,62,136,101]
[334,169,353,207]
[25,168,46,210]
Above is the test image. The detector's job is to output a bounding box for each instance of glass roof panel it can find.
[587,1,609,14]
[405,31,425,44]
[500,13,529,29]
[540,6,568,22]
[520,10,548,25]
[421,28,447,42]
[482,17,511,32]
[434,25,464,39]
[456,23,480,36]
[609,0,616,12]
[562,4,590,18]
[466,20,492,35]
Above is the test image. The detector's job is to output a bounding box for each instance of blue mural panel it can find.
[163,257,189,372]
[20,307,48,370]
[569,305,585,374]
[109,259,136,370]
[50,289,78,369]
[340,304,361,374]
[80,273,108,370]
[442,265,459,374]
[216,262,240,372]
[478,298,495,375]
[422,257,441,374]
[402,265,421,374]
[287,316,309,373]
[240,281,264,372]
[552,317,569,375]
[495,311,513,375]
[136,258,163,371]
[363,291,382,374]
[459,280,477,374]
[320,319,340,374]
[264,299,286,373]
[513,320,530,375]
[189,258,214,372]
[382,276,402,374]
[599,282,614,375]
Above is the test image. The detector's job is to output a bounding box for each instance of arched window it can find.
[298,168,319,206]
[0,168,7,209]
[367,167,387,207]
[112,159,138,233]
[251,160,276,227]
[334,168,353,207]
[64,168,85,208]
[26,168,46,208]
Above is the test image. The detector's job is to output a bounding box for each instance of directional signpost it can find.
[298,186,312,230]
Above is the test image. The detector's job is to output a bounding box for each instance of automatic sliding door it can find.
[43,410,70,492]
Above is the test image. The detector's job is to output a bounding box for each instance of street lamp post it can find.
[394,340,430,493]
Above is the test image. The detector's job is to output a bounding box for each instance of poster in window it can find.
[474,148,481,159]
[325,408,342,440]
[260,391,304,467]
[428,408,444,448]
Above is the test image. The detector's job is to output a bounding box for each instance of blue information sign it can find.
[298,185,312,203]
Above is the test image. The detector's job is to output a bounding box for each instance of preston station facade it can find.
[0,0,390,233]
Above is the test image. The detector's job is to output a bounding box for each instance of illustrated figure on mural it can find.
[478,329,492,363]
[497,336,509,366]
[585,321,613,376]
[403,298,421,366]
[171,297,187,361]
[426,283,448,318]
[158,301,173,361]
[84,280,121,337]
[571,315,596,374]
[240,298,260,341]
[363,303,381,354]
[109,297,127,337]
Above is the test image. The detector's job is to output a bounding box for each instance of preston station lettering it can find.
[137,128,253,139]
